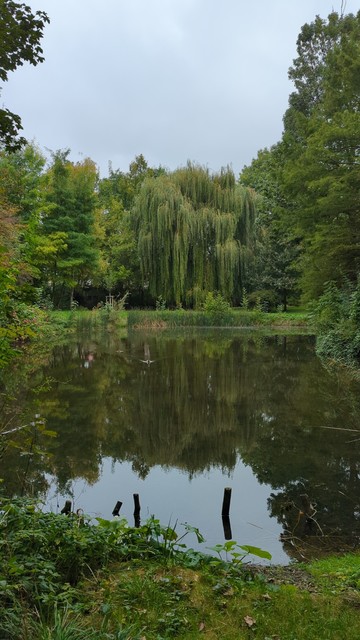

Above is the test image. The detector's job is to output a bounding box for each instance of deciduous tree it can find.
[133,164,256,307]
[283,11,360,299]
[0,1,49,150]
[40,151,99,307]
[240,146,300,310]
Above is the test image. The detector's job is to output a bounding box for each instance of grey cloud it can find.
[3,0,351,175]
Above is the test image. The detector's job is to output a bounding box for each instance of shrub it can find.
[313,278,360,366]
[202,292,232,323]
[248,289,278,312]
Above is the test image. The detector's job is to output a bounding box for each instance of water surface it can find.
[1,329,360,564]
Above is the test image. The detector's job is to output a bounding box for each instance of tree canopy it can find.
[0,0,49,150]
[133,164,256,307]
[283,10,360,299]
[241,10,360,304]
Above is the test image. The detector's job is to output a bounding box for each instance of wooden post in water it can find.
[133,493,141,527]
[222,515,232,540]
[112,501,122,517]
[221,487,232,517]
[61,500,72,515]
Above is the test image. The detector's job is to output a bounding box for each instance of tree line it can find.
[0,149,258,310]
[0,3,359,361]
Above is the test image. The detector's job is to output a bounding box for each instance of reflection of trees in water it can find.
[2,332,301,490]
[239,351,360,559]
[100,332,294,475]
[267,467,360,561]
[1,331,360,556]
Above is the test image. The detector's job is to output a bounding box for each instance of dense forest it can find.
[0,4,359,365]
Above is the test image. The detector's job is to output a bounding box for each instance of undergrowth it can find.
[1,498,360,639]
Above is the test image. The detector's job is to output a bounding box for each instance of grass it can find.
[50,308,128,331]
[10,306,308,339]
[127,308,310,330]
[308,553,360,594]
[77,558,360,639]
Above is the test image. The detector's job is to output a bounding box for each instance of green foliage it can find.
[202,291,231,322]
[133,164,256,307]
[282,11,360,301]
[95,191,139,297]
[155,295,166,311]
[0,1,49,151]
[242,11,360,315]
[95,155,164,302]
[29,607,97,640]
[241,10,360,349]
[310,281,343,332]
[240,144,301,311]
[248,289,278,312]
[127,308,308,330]
[309,553,360,593]
[39,151,100,308]
[0,497,272,639]
[207,539,272,563]
[313,278,360,365]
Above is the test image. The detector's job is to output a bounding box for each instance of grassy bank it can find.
[1,499,359,640]
[127,308,310,330]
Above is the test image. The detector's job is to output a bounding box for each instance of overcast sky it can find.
[2,0,357,177]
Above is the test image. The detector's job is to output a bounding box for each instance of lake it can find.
[1,328,360,564]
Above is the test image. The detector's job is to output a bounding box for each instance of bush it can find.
[247,289,278,312]
[313,278,360,366]
[202,292,232,323]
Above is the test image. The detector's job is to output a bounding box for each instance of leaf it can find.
[199,622,205,631]
[244,615,256,628]
[207,544,225,553]
[238,544,272,560]
[164,526,178,541]
[182,522,205,543]
[223,540,237,552]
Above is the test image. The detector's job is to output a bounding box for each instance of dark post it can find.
[133,493,141,527]
[61,500,72,515]
[221,487,232,517]
[112,501,122,517]
[222,515,232,540]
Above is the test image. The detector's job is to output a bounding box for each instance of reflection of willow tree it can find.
[239,357,360,559]
[101,333,256,478]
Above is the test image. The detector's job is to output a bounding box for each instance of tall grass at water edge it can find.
[127,308,310,330]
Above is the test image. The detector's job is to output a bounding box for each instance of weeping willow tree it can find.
[133,163,256,307]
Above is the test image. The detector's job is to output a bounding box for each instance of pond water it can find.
[1,328,360,564]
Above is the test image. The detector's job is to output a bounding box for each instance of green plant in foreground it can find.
[96,515,205,566]
[30,606,93,640]
[3,498,360,640]
[207,539,272,564]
